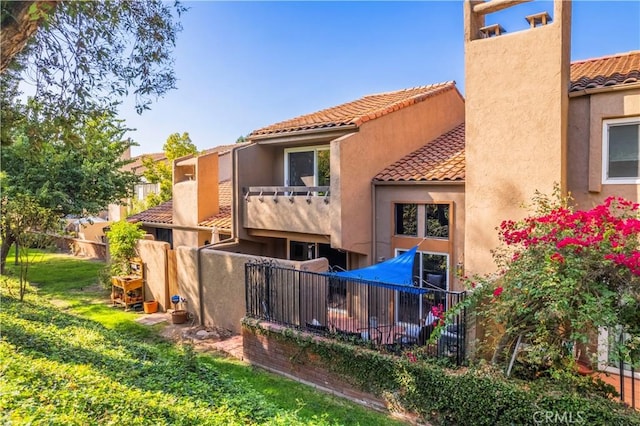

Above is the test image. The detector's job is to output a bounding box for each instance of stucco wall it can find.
[568,89,640,207]
[219,151,232,182]
[235,144,281,242]
[137,239,170,311]
[175,247,329,334]
[335,88,466,258]
[243,195,332,235]
[76,221,110,242]
[464,0,571,275]
[374,183,465,291]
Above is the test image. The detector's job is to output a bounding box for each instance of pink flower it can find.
[406,352,417,363]
[550,252,565,264]
[493,287,504,297]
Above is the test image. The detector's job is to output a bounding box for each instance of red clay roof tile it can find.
[250,82,456,137]
[127,181,233,232]
[570,51,640,93]
[374,123,465,182]
[127,200,173,224]
[199,180,232,231]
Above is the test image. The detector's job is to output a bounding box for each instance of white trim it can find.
[601,116,640,185]
[283,145,330,186]
[597,327,640,379]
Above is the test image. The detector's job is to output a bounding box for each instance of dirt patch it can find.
[158,321,235,354]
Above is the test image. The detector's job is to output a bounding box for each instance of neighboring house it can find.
[235,83,465,270]
[127,144,242,248]
[108,151,167,222]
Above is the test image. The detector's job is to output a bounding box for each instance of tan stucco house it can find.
[234,82,465,270]
[127,144,242,247]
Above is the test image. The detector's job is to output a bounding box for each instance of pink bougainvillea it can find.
[500,196,640,276]
[454,191,640,375]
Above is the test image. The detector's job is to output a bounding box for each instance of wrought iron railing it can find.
[245,260,467,365]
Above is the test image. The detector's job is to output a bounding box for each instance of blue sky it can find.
[122,1,640,156]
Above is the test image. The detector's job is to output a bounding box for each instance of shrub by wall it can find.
[242,319,640,426]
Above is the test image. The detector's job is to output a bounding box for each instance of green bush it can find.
[245,320,640,426]
[105,220,145,275]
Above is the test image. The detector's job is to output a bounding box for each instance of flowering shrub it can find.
[453,189,640,376]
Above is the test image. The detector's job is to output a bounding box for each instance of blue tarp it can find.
[324,246,428,295]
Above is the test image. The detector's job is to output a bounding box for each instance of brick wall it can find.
[242,321,389,411]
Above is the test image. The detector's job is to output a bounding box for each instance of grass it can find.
[0,250,407,425]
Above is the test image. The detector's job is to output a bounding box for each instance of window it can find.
[395,249,448,324]
[395,203,451,239]
[284,146,330,187]
[603,117,640,184]
[425,204,450,239]
[395,203,418,236]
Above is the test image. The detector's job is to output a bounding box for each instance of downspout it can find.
[371,180,377,264]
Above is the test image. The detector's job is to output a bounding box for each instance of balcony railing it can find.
[244,186,330,203]
[245,260,467,365]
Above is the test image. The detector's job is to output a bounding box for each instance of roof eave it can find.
[249,125,358,145]
[569,82,640,98]
[372,179,465,186]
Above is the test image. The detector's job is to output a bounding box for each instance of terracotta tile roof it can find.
[249,82,456,137]
[126,181,233,231]
[127,200,173,224]
[201,142,250,155]
[374,123,465,182]
[199,180,232,231]
[570,51,640,93]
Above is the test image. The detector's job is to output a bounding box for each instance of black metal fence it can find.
[245,260,467,365]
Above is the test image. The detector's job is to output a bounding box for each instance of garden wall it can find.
[242,321,389,412]
[52,235,107,260]
[137,239,171,312]
[137,244,328,334]
[176,247,328,333]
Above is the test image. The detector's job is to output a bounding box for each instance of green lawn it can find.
[1,251,407,425]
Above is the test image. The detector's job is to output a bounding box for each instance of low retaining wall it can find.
[242,320,388,412]
[52,235,107,260]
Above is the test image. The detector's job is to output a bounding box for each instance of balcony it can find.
[243,186,331,236]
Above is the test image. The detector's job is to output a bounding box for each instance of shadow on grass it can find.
[1,289,399,425]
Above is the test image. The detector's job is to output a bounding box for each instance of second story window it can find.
[285,146,330,187]
[395,203,418,236]
[603,117,640,184]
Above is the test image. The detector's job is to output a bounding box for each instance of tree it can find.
[139,132,198,209]
[0,108,139,274]
[2,194,59,300]
[1,0,186,118]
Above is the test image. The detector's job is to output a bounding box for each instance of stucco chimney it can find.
[173,152,219,227]
[463,0,571,275]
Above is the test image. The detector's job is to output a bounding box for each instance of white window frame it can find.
[284,145,330,187]
[602,116,640,184]
[597,327,640,379]
[393,248,449,324]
